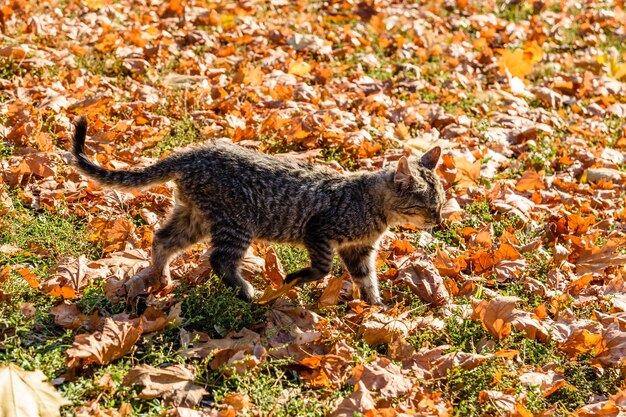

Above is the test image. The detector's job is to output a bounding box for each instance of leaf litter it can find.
[1,0,626,415]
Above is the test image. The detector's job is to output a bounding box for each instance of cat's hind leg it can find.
[209,226,255,302]
[127,203,206,299]
[338,245,382,306]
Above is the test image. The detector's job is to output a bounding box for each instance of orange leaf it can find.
[515,170,546,192]
[255,279,300,305]
[317,276,344,308]
[18,268,40,289]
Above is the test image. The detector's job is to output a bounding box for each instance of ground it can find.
[0,0,625,416]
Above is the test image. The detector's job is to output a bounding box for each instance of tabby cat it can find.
[71,116,444,305]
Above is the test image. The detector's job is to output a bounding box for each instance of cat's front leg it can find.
[339,245,383,306]
[285,238,333,284]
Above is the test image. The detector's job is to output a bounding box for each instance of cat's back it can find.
[177,139,340,184]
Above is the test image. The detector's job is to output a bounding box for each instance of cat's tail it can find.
[72,116,177,189]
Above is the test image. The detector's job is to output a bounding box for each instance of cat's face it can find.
[390,147,445,228]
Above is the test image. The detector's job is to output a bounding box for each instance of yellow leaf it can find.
[288,61,312,76]
[0,364,70,417]
[612,62,626,80]
[256,278,300,305]
[498,49,533,78]
[524,40,543,64]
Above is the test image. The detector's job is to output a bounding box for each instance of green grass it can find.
[75,52,130,79]
[178,277,266,336]
[204,364,347,417]
[0,195,100,273]
[147,117,202,157]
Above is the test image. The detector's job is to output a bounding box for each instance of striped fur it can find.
[71,116,445,304]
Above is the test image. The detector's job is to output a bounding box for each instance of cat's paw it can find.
[237,282,256,303]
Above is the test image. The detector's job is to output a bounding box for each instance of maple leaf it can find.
[264,299,321,345]
[351,358,413,403]
[574,239,626,275]
[478,390,532,417]
[262,247,285,288]
[0,364,69,417]
[360,312,416,347]
[50,303,102,332]
[123,364,207,407]
[472,296,536,340]
[331,381,377,417]
[66,318,142,368]
[592,323,626,367]
[317,276,345,308]
[519,370,568,397]
[297,354,350,388]
[395,254,450,307]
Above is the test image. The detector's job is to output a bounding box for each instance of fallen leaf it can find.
[66,318,142,368]
[123,364,207,407]
[331,381,377,417]
[317,276,344,307]
[360,312,416,347]
[256,278,300,305]
[351,357,413,402]
[0,364,69,417]
[50,303,102,332]
[395,254,449,306]
[519,370,567,397]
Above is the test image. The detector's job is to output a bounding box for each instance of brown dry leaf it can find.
[478,390,532,417]
[395,254,449,306]
[351,357,413,402]
[317,276,344,307]
[123,364,207,407]
[264,299,321,345]
[430,350,492,379]
[432,248,465,278]
[256,278,300,305]
[574,239,626,274]
[297,354,350,388]
[514,170,545,192]
[593,324,626,367]
[183,328,260,359]
[139,305,179,334]
[360,312,416,347]
[575,388,626,417]
[472,296,519,340]
[0,364,70,417]
[331,381,377,417]
[519,370,567,397]
[50,303,102,332]
[223,393,252,412]
[87,217,135,254]
[42,255,108,295]
[66,317,142,368]
[211,343,267,375]
[454,157,481,189]
[182,328,265,374]
[263,247,285,287]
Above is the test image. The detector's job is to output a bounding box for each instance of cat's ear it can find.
[419,146,441,170]
[394,156,412,188]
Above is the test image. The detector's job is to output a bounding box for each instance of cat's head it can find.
[388,147,445,228]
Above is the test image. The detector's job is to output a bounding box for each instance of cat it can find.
[71,116,444,305]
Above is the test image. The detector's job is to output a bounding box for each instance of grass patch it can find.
[204,364,346,417]
[0,194,100,272]
[147,117,202,157]
[177,277,265,336]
